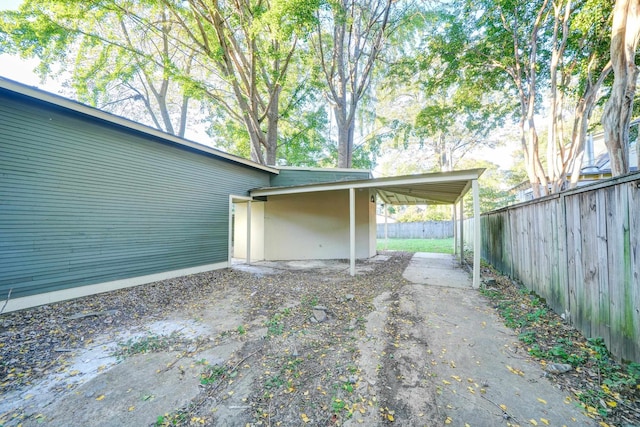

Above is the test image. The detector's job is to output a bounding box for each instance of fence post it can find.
[459,199,464,265]
[453,205,458,257]
[472,179,481,288]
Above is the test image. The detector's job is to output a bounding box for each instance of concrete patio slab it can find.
[402,252,472,288]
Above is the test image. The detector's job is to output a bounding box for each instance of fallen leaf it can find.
[95,395,105,401]
[506,365,524,376]
[537,398,547,404]
[540,418,549,425]
[529,419,538,426]
[300,413,310,423]
[444,416,452,424]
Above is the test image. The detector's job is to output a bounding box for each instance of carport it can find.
[249,168,484,288]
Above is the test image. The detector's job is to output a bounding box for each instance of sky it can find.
[0,0,61,90]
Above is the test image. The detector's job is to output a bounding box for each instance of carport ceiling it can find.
[250,168,485,205]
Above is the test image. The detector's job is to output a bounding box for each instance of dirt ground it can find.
[0,252,630,426]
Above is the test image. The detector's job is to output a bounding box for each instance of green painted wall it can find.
[269,169,371,188]
[0,90,271,300]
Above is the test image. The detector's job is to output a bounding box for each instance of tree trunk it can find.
[265,86,280,166]
[316,0,392,169]
[568,62,612,187]
[336,106,352,168]
[602,0,640,176]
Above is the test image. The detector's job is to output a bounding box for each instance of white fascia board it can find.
[278,166,371,174]
[251,169,485,197]
[0,77,278,175]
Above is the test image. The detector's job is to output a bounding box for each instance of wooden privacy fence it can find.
[376,220,453,239]
[466,172,640,363]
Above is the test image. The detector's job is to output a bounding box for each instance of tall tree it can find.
[377,10,511,174]
[457,0,615,195]
[312,0,399,168]
[564,0,613,187]
[159,0,319,165]
[0,0,194,137]
[545,0,613,191]
[602,0,640,176]
[1,0,321,166]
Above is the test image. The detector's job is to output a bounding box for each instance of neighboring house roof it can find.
[0,77,279,175]
[252,168,485,205]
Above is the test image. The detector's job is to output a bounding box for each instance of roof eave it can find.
[251,168,485,203]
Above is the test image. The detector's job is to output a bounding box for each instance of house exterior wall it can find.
[263,189,374,260]
[0,90,271,309]
[233,201,265,261]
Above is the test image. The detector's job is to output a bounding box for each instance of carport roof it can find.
[251,168,485,205]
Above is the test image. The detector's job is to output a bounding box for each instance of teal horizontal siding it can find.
[0,90,271,300]
[269,169,371,188]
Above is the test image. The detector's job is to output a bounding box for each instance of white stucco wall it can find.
[263,189,375,260]
[233,201,265,261]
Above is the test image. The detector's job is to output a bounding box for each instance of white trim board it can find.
[2,262,228,313]
[251,169,485,198]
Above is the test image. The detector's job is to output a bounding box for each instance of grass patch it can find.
[376,238,454,254]
[114,332,184,359]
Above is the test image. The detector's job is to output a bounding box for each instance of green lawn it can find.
[376,238,454,254]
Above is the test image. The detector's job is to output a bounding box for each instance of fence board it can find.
[627,181,640,361]
[467,173,640,362]
[376,221,453,239]
[595,190,611,346]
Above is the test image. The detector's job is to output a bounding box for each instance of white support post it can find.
[349,188,356,276]
[246,200,252,265]
[228,195,234,267]
[452,204,458,257]
[384,203,388,251]
[472,179,481,289]
[459,198,464,266]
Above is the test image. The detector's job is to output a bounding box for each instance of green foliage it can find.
[114,332,183,359]
[458,159,522,215]
[394,205,451,222]
[482,277,640,423]
[200,364,228,385]
[377,238,454,254]
[265,308,292,337]
[331,397,347,414]
[277,106,334,166]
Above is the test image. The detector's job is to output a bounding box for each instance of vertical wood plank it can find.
[580,191,598,339]
[627,180,640,361]
[606,185,625,358]
[595,190,611,347]
[557,195,569,319]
